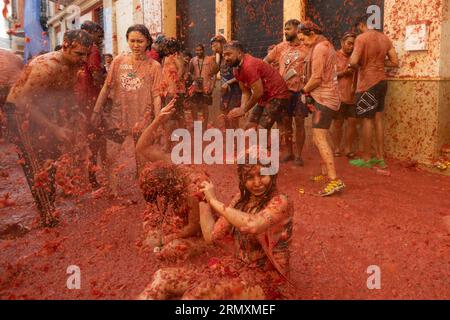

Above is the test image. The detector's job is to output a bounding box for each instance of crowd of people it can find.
[0,12,399,299]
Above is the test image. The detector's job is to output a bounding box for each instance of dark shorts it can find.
[248,98,290,129]
[287,91,310,118]
[165,94,185,121]
[334,103,357,120]
[221,89,241,113]
[188,92,213,106]
[311,102,337,130]
[356,80,388,118]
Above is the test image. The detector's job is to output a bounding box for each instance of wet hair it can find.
[165,37,180,54]
[81,20,104,35]
[54,45,62,51]
[354,13,372,27]
[234,163,278,212]
[182,50,192,59]
[342,32,357,41]
[63,29,93,48]
[223,40,244,52]
[103,53,113,59]
[126,24,153,50]
[233,146,278,212]
[155,34,166,44]
[298,21,323,35]
[139,161,187,212]
[195,44,205,50]
[285,19,301,28]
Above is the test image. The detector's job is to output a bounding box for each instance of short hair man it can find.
[265,19,310,166]
[225,41,291,131]
[349,13,399,169]
[211,34,242,129]
[5,30,93,226]
[76,21,106,189]
[299,21,345,196]
[188,43,218,131]
[331,32,358,159]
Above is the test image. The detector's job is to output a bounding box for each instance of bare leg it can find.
[313,128,337,180]
[105,140,121,197]
[361,118,374,161]
[202,103,209,131]
[374,112,384,159]
[331,118,344,154]
[138,268,197,300]
[294,114,306,160]
[282,115,294,159]
[343,117,358,155]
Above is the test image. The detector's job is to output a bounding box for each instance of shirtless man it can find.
[4,30,93,226]
[0,49,24,139]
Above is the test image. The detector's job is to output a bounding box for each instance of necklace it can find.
[128,55,146,78]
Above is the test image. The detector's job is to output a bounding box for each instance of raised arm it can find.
[135,99,176,166]
[200,181,289,235]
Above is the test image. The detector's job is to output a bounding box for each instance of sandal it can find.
[369,158,388,169]
[349,158,372,168]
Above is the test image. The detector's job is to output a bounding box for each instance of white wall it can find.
[0,3,12,49]
[115,0,134,54]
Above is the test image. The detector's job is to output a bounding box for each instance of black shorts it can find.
[334,103,357,120]
[287,91,309,118]
[356,80,388,118]
[188,92,213,106]
[221,90,241,113]
[311,102,338,130]
[248,98,290,129]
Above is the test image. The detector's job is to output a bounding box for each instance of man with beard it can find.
[210,34,242,129]
[298,22,345,197]
[4,30,93,226]
[226,41,291,130]
[265,19,310,166]
[188,44,217,131]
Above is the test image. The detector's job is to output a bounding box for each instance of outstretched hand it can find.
[156,98,176,123]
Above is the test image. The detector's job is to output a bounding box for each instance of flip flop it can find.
[346,152,356,159]
[369,158,388,169]
[349,158,372,168]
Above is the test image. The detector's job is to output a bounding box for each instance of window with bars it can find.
[94,6,104,29]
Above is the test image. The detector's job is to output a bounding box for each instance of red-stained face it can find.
[127,31,149,56]
[243,166,272,196]
[223,47,242,68]
[284,24,298,42]
[62,41,90,66]
[342,37,355,55]
[211,41,223,54]
[195,46,205,58]
[301,33,316,46]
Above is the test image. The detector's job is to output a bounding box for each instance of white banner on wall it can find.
[142,0,162,35]
[103,7,113,54]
